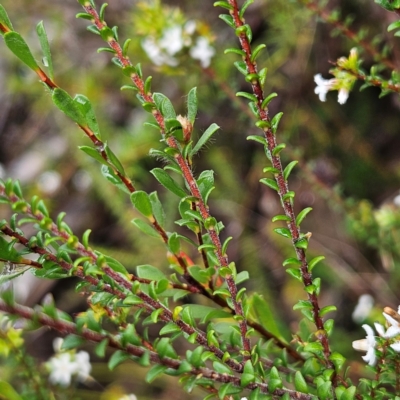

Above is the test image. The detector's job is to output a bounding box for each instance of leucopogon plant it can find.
[0,0,400,399]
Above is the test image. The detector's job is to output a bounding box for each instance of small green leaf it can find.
[61,334,85,350]
[259,178,279,191]
[224,47,245,57]
[309,256,325,271]
[295,237,308,249]
[296,207,312,227]
[150,168,187,198]
[320,305,337,317]
[149,191,166,228]
[197,170,215,204]
[101,165,129,194]
[317,382,333,400]
[294,371,308,393]
[121,294,143,307]
[274,227,291,239]
[272,214,291,222]
[240,360,255,386]
[283,257,301,267]
[251,43,266,62]
[283,160,298,181]
[233,60,248,75]
[79,146,109,166]
[52,88,87,126]
[36,21,53,79]
[258,67,268,87]
[137,264,166,281]
[131,191,153,218]
[271,112,283,134]
[0,5,14,33]
[74,95,101,139]
[219,14,235,28]
[108,350,129,370]
[76,12,94,21]
[146,364,167,383]
[213,1,234,10]
[104,255,128,275]
[388,20,400,31]
[247,135,266,145]
[0,236,21,262]
[191,123,220,156]
[4,31,38,71]
[153,93,176,119]
[239,0,255,18]
[104,143,125,175]
[131,218,160,238]
[187,87,198,124]
[236,91,257,102]
[286,267,302,281]
[95,339,108,358]
[168,232,180,254]
[272,143,286,156]
[339,385,356,400]
[261,92,278,109]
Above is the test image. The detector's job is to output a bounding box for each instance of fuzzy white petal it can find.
[390,342,400,352]
[337,88,349,104]
[75,351,92,381]
[374,322,386,337]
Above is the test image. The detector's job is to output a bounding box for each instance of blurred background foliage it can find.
[1,0,400,398]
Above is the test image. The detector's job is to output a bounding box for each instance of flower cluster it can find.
[142,20,215,68]
[314,48,359,104]
[352,306,400,366]
[46,338,92,387]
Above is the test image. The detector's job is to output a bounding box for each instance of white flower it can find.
[142,37,178,67]
[378,312,400,338]
[159,25,184,56]
[352,294,374,323]
[184,20,196,35]
[314,74,335,102]
[189,37,215,68]
[352,324,377,366]
[314,73,350,104]
[337,87,349,104]
[75,351,92,382]
[48,353,78,387]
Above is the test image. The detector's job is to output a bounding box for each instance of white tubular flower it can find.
[159,25,184,56]
[337,88,350,104]
[75,351,92,382]
[48,353,78,387]
[190,37,215,68]
[314,73,351,104]
[352,324,377,366]
[314,74,335,102]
